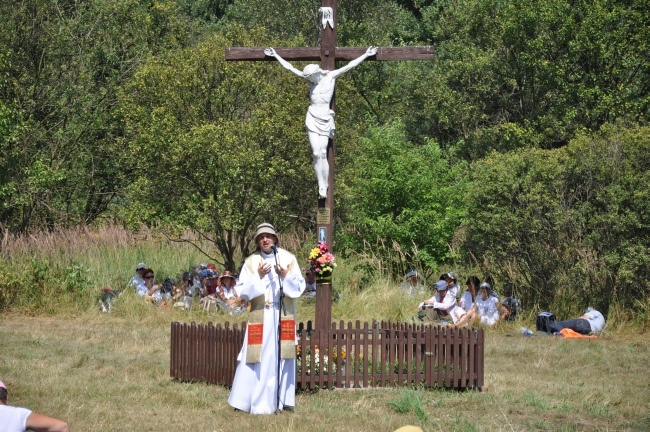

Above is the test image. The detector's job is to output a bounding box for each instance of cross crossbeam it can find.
[226,46,434,62]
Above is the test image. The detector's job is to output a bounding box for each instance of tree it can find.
[119,29,314,271]
[338,121,468,280]
[459,124,649,315]
[395,0,650,158]
[0,0,192,232]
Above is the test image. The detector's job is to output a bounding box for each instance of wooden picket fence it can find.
[170,320,484,390]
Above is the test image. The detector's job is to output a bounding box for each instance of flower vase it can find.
[316,271,332,285]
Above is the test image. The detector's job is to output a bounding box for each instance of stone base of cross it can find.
[226,1,434,330]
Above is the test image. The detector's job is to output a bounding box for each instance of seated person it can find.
[459,276,480,313]
[216,271,246,315]
[499,282,520,321]
[419,280,467,324]
[401,268,425,296]
[190,264,207,296]
[483,276,500,301]
[197,269,218,297]
[444,271,461,299]
[202,272,220,297]
[129,262,147,289]
[172,272,193,309]
[303,268,317,297]
[141,269,164,305]
[548,308,605,335]
[458,282,500,326]
[0,380,68,432]
[474,282,500,325]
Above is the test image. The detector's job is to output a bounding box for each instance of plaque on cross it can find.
[226,0,434,329]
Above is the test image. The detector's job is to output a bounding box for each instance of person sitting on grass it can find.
[141,268,165,306]
[548,308,605,335]
[128,262,147,289]
[459,276,480,313]
[402,268,425,296]
[444,271,461,299]
[216,271,246,315]
[419,280,467,325]
[0,380,68,432]
[202,272,220,298]
[499,282,520,321]
[303,268,317,297]
[461,282,501,326]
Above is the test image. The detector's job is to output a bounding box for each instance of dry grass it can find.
[1,226,649,430]
[1,311,648,432]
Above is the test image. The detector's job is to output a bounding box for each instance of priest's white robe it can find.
[228,250,305,414]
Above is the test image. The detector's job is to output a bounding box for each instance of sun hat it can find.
[405,268,421,279]
[219,271,236,281]
[446,271,458,281]
[0,381,6,390]
[136,262,146,270]
[434,280,447,292]
[198,269,217,279]
[254,223,277,240]
[479,281,492,290]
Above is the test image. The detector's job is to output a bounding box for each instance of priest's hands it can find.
[274,263,290,279]
[258,262,273,278]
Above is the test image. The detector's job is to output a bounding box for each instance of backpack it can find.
[160,278,176,295]
[536,312,556,333]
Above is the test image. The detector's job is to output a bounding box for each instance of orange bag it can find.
[556,328,596,339]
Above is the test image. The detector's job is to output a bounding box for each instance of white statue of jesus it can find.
[264,46,378,198]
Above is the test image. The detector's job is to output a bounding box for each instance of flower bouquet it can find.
[308,242,336,283]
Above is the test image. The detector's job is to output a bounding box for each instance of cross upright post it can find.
[226,0,434,330]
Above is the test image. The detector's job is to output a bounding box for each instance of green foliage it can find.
[0,0,193,232]
[400,0,650,157]
[389,388,428,421]
[459,124,649,315]
[119,28,314,270]
[339,121,468,280]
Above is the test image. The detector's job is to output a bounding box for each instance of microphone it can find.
[270,244,278,254]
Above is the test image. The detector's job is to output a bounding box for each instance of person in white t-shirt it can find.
[461,282,500,326]
[0,380,68,432]
[548,308,606,335]
[419,280,467,324]
[459,276,480,313]
[128,262,147,289]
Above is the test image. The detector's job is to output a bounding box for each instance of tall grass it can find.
[1,225,647,332]
[0,225,208,313]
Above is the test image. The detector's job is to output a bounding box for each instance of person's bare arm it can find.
[264,48,304,78]
[26,411,69,432]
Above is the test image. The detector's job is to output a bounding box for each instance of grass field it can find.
[1,310,648,432]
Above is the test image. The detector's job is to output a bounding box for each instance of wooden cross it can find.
[226,0,433,329]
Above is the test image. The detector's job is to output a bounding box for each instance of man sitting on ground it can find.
[548,308,605,335]
[500,282,520,321]
[419,280,467,325]
[129,262,147,289]
[445,271,461,299]
[402,268,425,296]
[0,380,68,432]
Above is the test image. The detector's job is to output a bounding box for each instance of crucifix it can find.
[226,0,434,329]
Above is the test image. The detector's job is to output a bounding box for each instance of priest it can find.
[228,223,306,414]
